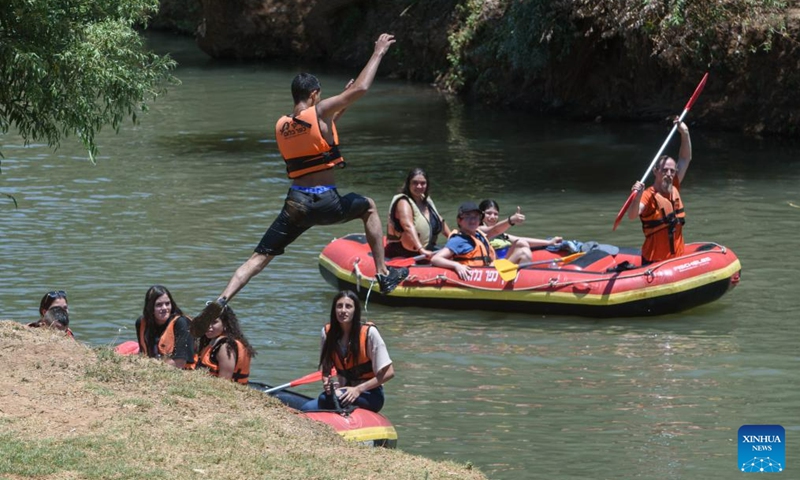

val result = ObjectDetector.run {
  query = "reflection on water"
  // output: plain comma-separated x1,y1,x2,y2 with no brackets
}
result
2,32,799,479
384,310,747,477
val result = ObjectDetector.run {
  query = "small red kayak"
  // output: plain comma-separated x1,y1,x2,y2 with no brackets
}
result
114,340,140,355
248,382,397,448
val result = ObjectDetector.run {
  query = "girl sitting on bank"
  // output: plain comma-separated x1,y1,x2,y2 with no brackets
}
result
135,285,196,369
197,305,255,384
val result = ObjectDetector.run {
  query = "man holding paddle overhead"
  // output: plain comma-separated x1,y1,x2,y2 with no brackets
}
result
191,33,408,335
626,120,692,264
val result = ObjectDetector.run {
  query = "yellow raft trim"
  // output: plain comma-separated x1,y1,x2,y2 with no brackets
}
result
337,425,398,442
319,254,740,307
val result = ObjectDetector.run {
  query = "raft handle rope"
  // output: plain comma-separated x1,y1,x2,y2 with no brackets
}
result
645,269,655,283
352,257,363,294
351,257,376,312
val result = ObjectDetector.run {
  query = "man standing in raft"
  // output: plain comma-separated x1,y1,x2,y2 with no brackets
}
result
626,120,692,264
193,33,408,334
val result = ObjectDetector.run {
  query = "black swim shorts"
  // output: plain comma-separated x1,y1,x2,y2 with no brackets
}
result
254,188,370,256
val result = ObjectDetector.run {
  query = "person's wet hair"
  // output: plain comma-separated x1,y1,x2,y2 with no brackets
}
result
39,290,67,316
197,305,256,359
319,290,363,375
401,168,430,200
653,155,674,173
291,73,321,104
479,199,499,214
142,285,182,326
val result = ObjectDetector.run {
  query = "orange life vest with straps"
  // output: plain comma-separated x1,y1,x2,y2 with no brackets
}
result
452,231,496,267
198,336,251,384
324,322,376,383
137,314,197,370
275,107,345,179
640,183,686,262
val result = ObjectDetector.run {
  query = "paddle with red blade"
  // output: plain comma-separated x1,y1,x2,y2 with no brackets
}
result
386,254,427,268
612,72,709,231
264,368,337,394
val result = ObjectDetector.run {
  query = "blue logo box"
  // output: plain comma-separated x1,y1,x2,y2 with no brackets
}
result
738,425,785,473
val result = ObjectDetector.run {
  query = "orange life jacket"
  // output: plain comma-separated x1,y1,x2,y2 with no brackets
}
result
640,183,686,262
198,336,251,384
275,107,345,179
137,314,197,370
452,231,496,267
324,322,376,383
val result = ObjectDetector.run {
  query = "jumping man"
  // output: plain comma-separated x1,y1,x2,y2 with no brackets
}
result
192,34,408,334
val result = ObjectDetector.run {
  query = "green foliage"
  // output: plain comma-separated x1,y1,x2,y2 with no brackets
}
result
442,0,789,94
444,1,575,94
569,0,788,67
0,438,87,476
494,1,574,72
0,0,177,161
444,0,488,91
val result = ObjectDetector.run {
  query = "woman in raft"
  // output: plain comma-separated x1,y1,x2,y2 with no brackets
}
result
385,168,450,258
478,199,562,259
301,290,394,413
135,285,196,369
197,304,255,384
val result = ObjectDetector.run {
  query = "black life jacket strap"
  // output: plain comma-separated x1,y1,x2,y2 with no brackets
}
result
289,115,312,129
285,146,343,174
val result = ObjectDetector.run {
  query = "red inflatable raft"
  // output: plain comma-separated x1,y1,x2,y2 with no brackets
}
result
318,234,741,317
248,382,397,448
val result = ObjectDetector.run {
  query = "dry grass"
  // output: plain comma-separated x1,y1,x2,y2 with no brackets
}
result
0,321,486,480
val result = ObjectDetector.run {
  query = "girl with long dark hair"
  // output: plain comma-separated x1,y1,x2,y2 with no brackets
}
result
135,285,196,369
197,305,256,384
385,167,450,258
301,290,394,412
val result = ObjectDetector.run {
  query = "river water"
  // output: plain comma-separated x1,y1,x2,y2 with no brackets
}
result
1,33,799,479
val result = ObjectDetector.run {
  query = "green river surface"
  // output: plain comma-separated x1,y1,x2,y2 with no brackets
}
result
1,33,799,479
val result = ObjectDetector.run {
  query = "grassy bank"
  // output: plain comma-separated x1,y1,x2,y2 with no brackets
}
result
0,321,486,480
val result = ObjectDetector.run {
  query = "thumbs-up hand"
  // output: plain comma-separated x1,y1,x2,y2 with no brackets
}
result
509,206,525,227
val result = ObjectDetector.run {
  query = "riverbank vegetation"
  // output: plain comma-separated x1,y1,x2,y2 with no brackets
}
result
165,0,799,136
441,0,795,130
0,321,485,480
0,0,177,160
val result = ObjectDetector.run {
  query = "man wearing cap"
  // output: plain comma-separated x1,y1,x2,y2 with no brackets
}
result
192,34,408,334
432,201,532,280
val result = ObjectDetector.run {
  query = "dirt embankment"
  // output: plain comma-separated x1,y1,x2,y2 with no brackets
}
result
0,321,485,480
